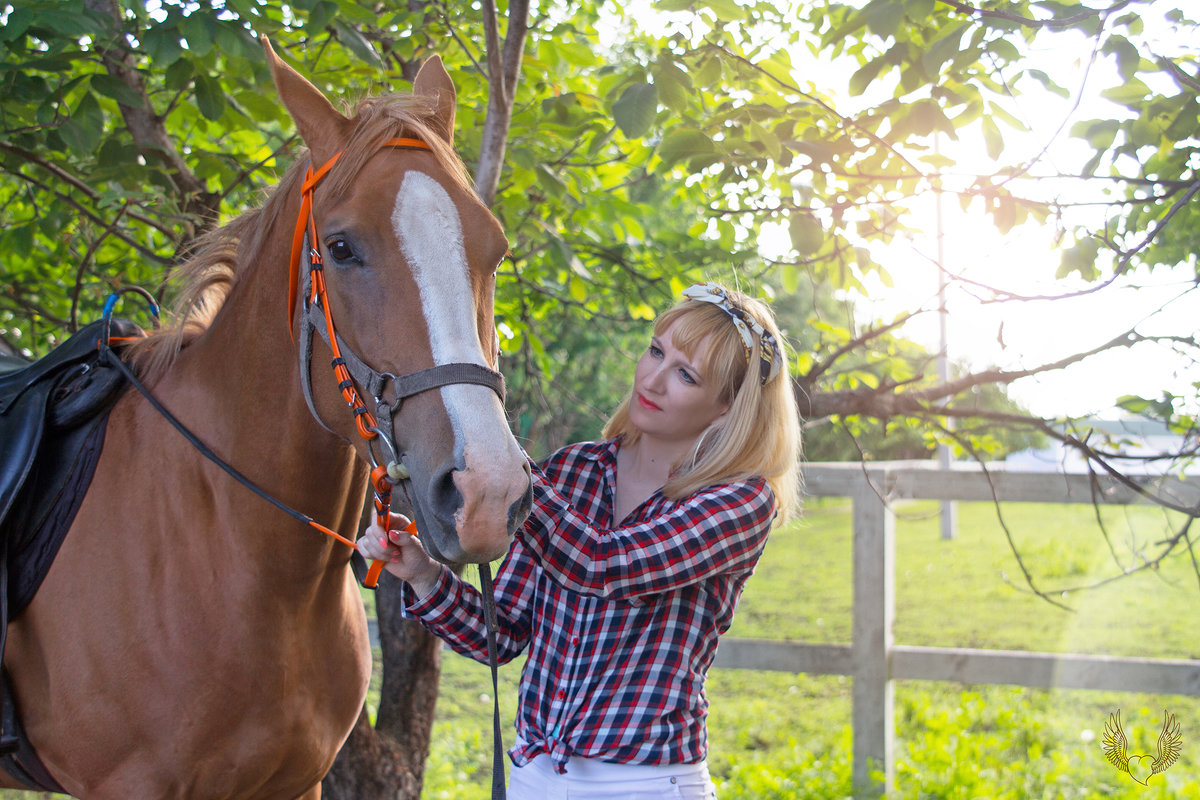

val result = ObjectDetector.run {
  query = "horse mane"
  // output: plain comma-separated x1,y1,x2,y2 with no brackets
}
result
127,90,475,382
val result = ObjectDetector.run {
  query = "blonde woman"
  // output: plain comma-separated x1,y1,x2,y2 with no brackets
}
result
360,283,801,799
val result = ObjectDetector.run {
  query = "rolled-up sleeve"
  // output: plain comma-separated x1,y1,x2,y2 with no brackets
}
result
399,542,538,665
520,465,775,600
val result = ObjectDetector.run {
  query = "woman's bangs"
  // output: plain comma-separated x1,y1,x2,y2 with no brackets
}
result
656,304,744,391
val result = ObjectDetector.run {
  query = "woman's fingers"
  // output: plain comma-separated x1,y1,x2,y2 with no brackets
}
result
357,531,399,562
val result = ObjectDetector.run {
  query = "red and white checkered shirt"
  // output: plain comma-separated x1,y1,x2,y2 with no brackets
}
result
402,438,775,773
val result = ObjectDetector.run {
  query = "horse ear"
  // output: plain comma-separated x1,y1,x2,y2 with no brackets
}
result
261,36,351,166
412,54,456,144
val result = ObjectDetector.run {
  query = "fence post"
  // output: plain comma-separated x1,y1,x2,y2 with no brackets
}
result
852,470,894,796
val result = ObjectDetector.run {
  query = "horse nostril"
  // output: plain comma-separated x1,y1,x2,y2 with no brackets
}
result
431,467,462,521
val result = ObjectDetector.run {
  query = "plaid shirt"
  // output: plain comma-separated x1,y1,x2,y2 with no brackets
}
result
403,438,775,773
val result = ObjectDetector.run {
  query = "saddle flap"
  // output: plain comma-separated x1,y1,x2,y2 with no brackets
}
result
0,400,43,525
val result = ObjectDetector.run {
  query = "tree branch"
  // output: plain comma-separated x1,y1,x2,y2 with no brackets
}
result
86,0,219,241
935,0,1136,30
474,0,530,208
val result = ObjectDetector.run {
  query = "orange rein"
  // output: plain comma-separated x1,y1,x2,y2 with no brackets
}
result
291,137,432,586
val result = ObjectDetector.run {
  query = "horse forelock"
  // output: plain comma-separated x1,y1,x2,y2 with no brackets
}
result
126,92,475,382
322,93,475,201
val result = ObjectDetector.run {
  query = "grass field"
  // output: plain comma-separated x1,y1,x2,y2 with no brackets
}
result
2,498,1196,798
418,498,1200,799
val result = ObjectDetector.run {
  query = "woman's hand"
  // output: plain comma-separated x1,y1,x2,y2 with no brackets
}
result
356,512,442,598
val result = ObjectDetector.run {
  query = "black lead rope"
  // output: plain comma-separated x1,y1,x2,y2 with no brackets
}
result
478,563,507,800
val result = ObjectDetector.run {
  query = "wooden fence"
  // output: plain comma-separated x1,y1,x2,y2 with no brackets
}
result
711,461,1200,797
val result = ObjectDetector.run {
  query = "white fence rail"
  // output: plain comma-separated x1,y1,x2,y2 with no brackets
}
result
711,461,1200,797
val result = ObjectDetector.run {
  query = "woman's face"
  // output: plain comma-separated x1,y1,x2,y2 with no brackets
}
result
629,320,731,445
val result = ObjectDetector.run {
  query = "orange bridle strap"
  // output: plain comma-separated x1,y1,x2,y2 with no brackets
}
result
288,136,432,586
288,137,432,333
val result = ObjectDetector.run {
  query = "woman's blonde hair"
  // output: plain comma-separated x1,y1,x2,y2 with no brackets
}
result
603,286,803,521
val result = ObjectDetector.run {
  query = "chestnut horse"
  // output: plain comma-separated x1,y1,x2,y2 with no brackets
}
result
0,40,531,799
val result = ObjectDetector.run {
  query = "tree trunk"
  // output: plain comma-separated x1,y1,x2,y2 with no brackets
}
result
326,4,532,794
323,574,444,800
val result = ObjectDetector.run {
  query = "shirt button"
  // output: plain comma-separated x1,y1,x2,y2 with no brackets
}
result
556,689,565,700
571,637,580,647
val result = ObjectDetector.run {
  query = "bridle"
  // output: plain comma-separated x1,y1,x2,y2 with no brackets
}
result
290,137,506,586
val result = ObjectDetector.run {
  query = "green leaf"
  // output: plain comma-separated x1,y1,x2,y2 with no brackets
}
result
788,212,823,256
993,195,1016,234
612,83,658,139
180,12,216,57
652,59,692,113
165,58,195,92
749,121,782,162
332,18,381,66
694,53,723,87
535,164,568,198
90,74,144,107
921,23,969,77
656,128,715,169
986,101,1029,132
0,8,33,43
702,0,745,22
1070,118,1118,149
1056,238,1101,280
307,1,337,34
760,49,796,86
141,25,184,65
981,115,1003,160
1103,34,1141,80
193,73,226,121
863,0,905,38
1101,77,1151,107
60,94,102,156
849,58,887,97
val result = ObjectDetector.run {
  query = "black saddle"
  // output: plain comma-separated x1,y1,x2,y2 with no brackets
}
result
0,318,143,793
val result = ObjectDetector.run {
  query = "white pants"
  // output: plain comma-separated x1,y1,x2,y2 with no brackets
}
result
508,753,717,800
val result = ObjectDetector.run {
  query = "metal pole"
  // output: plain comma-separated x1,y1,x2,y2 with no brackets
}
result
934,142,957,540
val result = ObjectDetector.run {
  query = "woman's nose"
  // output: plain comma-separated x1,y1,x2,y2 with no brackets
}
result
643,362,667,391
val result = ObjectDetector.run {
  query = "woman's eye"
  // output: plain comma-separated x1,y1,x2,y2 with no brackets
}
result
327,238,357,263
679,369,696,385
648,344,663,358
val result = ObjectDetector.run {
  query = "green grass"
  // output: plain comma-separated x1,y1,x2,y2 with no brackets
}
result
418,498,1200,799
4,499,1196,798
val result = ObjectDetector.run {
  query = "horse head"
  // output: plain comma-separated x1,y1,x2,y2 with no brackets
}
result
264,40,531,565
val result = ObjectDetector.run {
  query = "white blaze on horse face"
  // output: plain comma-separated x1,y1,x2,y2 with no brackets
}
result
391,170,522,547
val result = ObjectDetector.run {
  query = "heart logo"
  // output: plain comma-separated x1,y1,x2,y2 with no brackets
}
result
1126,754,1154,786
1102,710,1183,785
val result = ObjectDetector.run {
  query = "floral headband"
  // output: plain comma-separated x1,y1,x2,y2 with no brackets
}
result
681,282,783,385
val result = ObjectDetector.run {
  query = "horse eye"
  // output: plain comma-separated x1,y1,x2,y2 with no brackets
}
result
326,238,358,264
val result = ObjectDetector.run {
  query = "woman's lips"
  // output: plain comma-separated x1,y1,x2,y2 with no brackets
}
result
636,392,662,411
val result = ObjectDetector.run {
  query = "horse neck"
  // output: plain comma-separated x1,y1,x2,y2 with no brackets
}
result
159,213,367,557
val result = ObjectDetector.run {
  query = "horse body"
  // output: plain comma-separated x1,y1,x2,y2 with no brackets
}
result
0,41,530,799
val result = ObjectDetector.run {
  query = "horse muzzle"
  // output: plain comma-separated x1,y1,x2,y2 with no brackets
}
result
404,449,532,565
